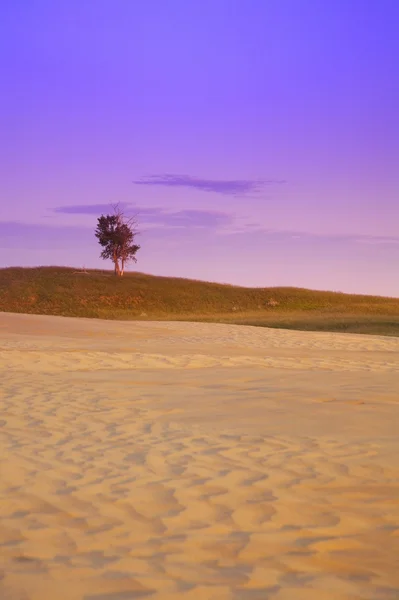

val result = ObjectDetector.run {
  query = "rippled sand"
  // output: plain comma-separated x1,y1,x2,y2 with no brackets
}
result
0,312,398,600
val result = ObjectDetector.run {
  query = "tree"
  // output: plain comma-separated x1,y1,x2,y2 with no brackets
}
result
95,204,140,276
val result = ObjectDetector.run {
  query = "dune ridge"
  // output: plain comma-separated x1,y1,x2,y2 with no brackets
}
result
0,312,398,599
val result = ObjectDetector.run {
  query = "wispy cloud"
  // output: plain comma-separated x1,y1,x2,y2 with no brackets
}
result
352,236,399,245
53,204,233,229
54,203,130,215
218,226,399,245
7,216,399,254
0,221,90,249
140,208,232,228
133,174,285,195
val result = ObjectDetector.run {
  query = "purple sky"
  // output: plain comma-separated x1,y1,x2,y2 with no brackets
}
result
1,1,398,296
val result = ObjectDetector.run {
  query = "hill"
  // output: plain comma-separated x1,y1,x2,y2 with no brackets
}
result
0,266,398,336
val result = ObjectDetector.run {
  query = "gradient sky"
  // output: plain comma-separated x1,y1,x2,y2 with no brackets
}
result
1,0,398,296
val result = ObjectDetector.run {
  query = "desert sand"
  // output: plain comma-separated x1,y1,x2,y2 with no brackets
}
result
0,312,398,600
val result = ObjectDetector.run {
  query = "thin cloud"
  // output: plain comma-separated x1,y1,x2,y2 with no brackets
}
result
353,236,399,245
53,204,232,229
133,174,285,195
0,221,89,249
218,226,399,245
54,206,399,246
141,208,232,228
1,220,399,252
54,203,130,215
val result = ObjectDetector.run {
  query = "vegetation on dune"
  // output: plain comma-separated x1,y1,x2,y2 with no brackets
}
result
95,203,140,276
0,266,398,336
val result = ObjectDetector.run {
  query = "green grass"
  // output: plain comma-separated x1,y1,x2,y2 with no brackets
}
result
1,266,398,336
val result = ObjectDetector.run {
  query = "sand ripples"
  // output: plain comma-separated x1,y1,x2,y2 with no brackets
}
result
0,314,398,599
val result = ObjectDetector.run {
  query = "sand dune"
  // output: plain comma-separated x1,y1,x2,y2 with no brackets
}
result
0,312,398,600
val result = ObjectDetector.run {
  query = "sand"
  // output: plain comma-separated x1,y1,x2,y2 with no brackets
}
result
0,312,398,600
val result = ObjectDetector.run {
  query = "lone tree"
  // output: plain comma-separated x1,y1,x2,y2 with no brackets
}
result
95,204,140,276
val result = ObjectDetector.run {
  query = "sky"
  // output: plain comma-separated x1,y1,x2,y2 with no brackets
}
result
1,0,398,296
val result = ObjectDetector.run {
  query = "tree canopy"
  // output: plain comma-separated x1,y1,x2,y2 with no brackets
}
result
95,205,140,276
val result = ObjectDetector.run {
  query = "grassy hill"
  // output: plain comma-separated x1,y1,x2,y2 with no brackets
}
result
1,266,398,336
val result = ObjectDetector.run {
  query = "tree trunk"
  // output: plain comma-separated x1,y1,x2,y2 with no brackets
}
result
113,254,121,276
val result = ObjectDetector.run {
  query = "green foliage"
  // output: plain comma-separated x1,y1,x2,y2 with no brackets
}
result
0,267,398,336
95,212,140,275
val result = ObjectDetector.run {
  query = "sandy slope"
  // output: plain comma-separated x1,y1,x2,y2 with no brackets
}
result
0,312,398,600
